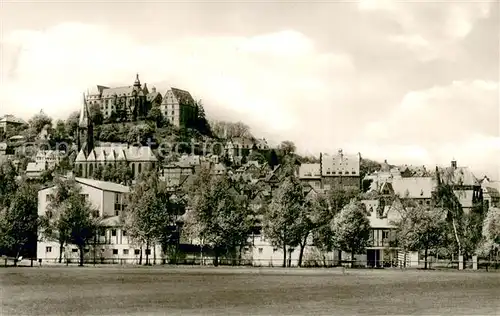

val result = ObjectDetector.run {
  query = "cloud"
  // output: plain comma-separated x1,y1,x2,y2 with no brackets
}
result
0,23,354,136
356,80,500,173
358,1,493,61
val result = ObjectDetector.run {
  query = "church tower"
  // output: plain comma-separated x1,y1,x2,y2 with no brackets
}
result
77,92,94,156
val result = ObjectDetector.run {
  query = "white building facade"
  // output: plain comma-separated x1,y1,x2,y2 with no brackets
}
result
37,177,162,264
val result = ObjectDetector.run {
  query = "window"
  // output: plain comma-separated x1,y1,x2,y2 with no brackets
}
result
273,248,278,253
93,210,99,218
327,171,331,175
72,248,78,253
46,246,52,253
122,230,127,237
258,248,263,254
46,194,53,202
112,249,118,255
426,200,430,205
123,249,129,255
134,249,140,255
84,248,90,253
145,249,151,255
115,210,119,216
111,229,116,237
382,231,389,239
171,111,174,115
46,210,53,218
352,171,356,175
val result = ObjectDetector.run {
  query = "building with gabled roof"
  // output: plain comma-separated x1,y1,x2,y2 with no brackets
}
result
297,149,361,191
0,114,26,133
437,159,482,212
160,87,197,128
480,176,500,208
74,142,157,180
37,177,164,264
85,74,150,121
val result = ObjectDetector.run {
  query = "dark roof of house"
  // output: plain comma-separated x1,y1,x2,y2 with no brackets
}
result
171,88,195,105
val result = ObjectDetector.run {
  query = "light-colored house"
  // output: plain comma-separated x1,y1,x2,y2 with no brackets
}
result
480,176,500,208
25,150,65,178
360,199,418,268
297,149,361,190
37,177,162,264
0,114,26,133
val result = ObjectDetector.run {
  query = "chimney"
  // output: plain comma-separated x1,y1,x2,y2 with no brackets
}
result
152,86,156,93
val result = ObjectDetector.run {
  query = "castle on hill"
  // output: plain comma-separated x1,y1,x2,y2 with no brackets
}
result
85,74,197,128
75,91,157,180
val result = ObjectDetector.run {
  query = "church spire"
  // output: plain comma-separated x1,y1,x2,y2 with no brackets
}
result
134,73,141,88
79,92,89,128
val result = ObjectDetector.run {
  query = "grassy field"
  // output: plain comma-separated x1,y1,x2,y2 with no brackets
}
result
1,266,499,315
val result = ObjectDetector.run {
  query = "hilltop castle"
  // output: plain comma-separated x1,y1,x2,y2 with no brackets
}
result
75,93,157,180
85,74,197,128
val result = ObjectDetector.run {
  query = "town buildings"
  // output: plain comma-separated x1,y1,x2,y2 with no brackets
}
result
25,150,65,179
298,149,361,191
0,114,26,134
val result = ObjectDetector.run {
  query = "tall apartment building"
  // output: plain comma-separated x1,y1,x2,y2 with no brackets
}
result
160,88,197,128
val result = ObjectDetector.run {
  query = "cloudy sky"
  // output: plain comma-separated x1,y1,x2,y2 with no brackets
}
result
1,0,499,177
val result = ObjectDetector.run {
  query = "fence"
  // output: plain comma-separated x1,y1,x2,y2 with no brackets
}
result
22,257,500,270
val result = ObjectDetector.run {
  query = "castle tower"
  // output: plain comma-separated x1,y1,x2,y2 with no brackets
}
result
133,73,141,89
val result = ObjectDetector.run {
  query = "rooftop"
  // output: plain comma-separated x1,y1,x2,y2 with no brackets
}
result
75,177,130,193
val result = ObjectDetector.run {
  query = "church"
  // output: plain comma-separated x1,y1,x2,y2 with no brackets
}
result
74,93,157,180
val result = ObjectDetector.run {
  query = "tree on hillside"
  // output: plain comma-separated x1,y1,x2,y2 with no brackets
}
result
247,150,267,165
28,110,52,135
263,176,306,267
267,150,279,170
65,111,80,138
0,181,38,265
127,124,155,144
279,140,296,156
331,201,371,267
51,119,70,144
210,120,252,139
193,100,212,136
146,105,165,128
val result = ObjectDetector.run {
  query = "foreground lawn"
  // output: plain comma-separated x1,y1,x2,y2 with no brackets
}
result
0,267,499,315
